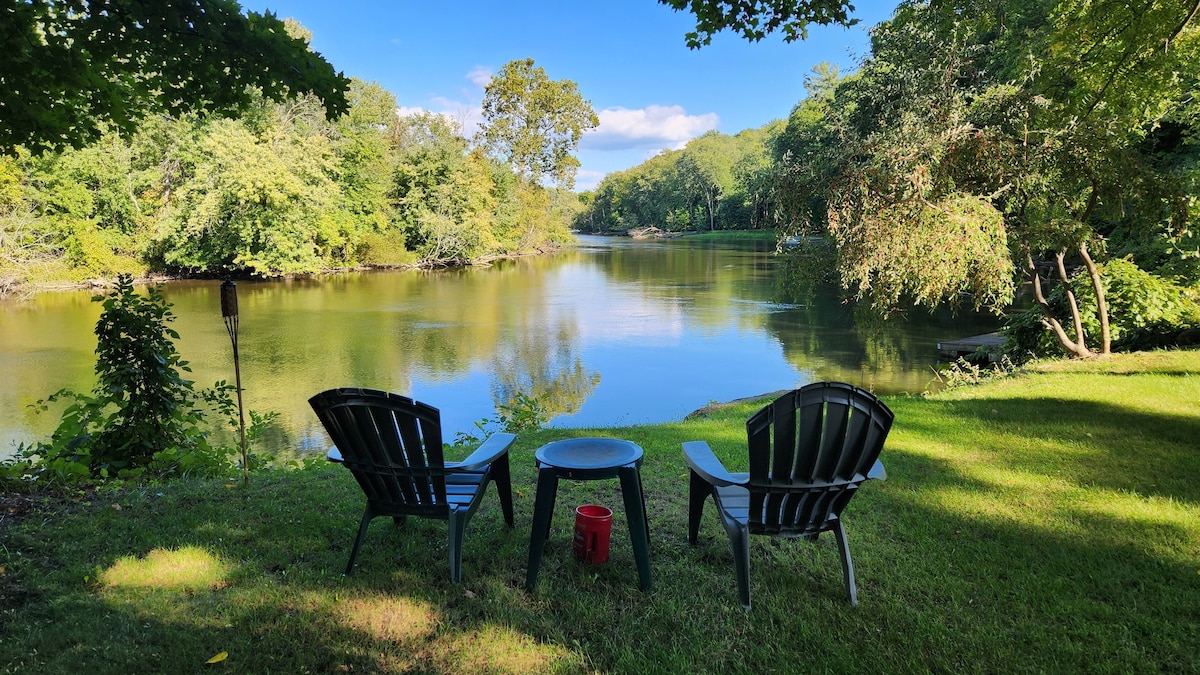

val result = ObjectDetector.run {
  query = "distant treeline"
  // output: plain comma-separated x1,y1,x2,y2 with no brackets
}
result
1,79,580,291
576,126,779,234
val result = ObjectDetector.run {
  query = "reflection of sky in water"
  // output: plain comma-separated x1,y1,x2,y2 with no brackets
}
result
549,262,685,343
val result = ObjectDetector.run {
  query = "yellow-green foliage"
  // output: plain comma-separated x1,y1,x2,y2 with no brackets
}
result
4,82,580,288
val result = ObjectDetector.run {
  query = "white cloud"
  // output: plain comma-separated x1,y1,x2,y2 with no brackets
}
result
583,105,719,151
395,65,491,137
467,66,492,89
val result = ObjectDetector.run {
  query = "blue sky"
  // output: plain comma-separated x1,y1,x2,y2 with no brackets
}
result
242,1,899,189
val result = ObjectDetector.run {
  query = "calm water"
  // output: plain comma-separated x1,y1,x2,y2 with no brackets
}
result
0,235,999,457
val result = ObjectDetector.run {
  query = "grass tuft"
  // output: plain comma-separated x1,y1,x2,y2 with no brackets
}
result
100,546,229,591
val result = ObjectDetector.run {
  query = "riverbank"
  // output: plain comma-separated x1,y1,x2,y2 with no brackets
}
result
3,350,1196,673
0,242,574,300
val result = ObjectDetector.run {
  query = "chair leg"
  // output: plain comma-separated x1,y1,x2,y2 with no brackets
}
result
448,510,468,583
687,469,710,544
833,519,858,606
724,519,752,611
490,453,515,527
345,506,375,576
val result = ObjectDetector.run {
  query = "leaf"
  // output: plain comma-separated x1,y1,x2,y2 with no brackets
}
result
206,651,228,664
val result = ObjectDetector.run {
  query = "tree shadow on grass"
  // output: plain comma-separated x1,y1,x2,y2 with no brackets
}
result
895,396,1200,504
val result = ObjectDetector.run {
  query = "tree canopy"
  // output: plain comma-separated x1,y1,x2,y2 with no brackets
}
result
0,77,581,289
477,59,598,190
1,0,350,153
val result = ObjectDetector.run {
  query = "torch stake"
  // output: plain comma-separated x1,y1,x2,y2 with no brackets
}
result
221,280,249,485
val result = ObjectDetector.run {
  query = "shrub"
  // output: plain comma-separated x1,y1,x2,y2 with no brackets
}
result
5,276,269,483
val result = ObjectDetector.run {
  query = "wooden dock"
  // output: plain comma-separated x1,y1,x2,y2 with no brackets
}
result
936,332,1006,362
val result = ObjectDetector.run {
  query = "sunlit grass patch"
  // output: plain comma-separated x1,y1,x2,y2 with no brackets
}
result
334,592,438,643
100,545,229,591
432,624,583,674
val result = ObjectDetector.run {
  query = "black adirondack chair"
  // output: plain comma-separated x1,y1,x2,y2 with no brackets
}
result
309,388,515,582
682,382,893,609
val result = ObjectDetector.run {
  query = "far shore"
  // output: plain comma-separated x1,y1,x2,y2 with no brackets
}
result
2,230,780,299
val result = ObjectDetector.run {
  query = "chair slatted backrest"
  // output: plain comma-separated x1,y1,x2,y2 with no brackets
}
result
310,388,451,519
745,382,893,536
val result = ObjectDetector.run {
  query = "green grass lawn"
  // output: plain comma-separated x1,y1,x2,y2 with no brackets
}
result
2,353,1198,673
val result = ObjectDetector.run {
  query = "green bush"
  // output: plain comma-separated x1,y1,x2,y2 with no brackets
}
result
5,276,269,484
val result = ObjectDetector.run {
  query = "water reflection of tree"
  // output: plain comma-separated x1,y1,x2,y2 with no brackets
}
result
490,323,599,421
765,281,1001,394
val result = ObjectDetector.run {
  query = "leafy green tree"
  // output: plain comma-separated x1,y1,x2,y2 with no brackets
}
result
771,63,842,233
478,59,599,189
393,113,497,262
1,0,349,154
578,125,776,233
730,125,779,229
159,95,349,275
678,132,738,230
16,131,153,279
334,79,401,256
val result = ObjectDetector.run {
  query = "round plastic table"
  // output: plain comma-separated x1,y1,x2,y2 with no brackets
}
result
525,437,652,590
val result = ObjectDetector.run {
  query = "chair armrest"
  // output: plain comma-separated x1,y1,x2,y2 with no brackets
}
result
451,432,516,472
326,446,343,463
682,441,743,488
868,458,886,481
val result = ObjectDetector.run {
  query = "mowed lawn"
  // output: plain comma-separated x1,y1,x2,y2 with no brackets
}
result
2,352,1197,673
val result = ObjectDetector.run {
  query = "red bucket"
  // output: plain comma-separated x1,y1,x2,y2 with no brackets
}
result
572,504,613,564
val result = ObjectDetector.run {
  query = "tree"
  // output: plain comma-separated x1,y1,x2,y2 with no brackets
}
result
678,136,732,230
158,94,348,275
393,113,498,263
1,0,350,154
334,79,400,241
659,0,857,47
477,59,598,189
765,0,1200,356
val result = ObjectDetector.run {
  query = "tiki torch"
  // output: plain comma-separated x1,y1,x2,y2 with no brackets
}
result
221,278,249,485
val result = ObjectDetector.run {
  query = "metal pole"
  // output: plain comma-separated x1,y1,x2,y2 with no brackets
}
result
221,279,248,485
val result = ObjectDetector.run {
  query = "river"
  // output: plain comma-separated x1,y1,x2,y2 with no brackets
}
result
0,235,1000,458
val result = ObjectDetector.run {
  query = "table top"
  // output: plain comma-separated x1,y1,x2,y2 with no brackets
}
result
535,437,643,471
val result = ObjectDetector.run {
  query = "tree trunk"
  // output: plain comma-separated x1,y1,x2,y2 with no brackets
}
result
1054,252,1090,355
1078,243,1111,354
1026,251,1094,358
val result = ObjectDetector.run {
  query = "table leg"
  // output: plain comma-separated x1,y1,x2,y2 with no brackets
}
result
525,467,559,590
619,465,652,590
